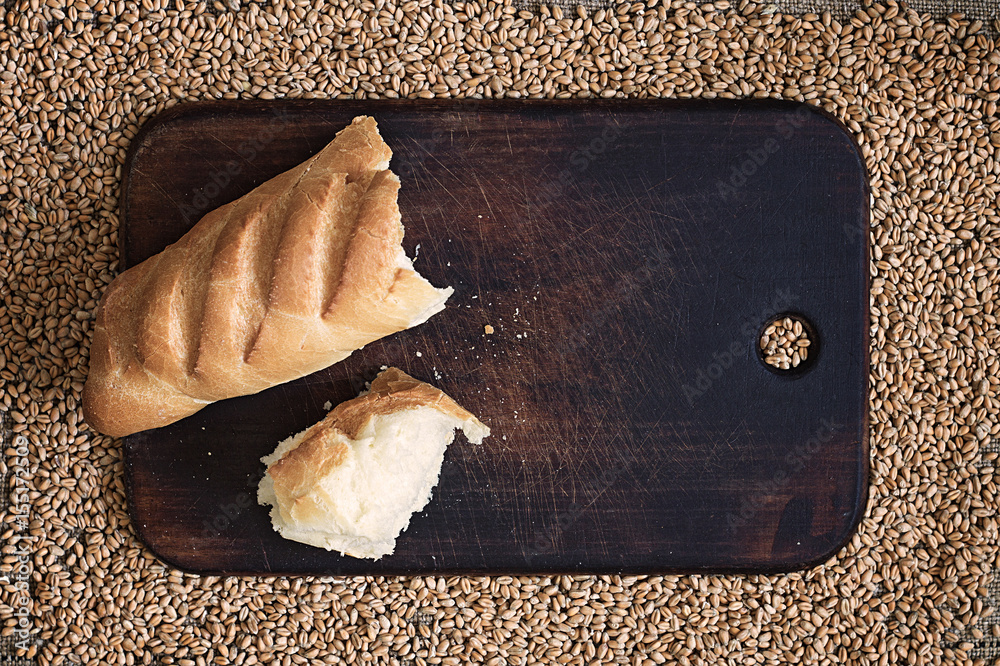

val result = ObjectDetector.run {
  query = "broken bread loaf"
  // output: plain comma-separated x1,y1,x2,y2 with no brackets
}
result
83,116,453,437
258,367,489,559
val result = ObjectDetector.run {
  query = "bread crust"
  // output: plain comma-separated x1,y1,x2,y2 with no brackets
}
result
269,367,489,489
83,117,452,437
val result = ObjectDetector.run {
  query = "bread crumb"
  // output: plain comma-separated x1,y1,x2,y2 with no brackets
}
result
323,401,332,411
484,325,494,334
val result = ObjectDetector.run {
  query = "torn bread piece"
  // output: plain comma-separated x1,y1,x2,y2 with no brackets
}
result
258,367,489,559
83,116,453,437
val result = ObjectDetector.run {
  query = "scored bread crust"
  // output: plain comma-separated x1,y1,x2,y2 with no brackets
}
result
260,367,490,557
83,117,453,437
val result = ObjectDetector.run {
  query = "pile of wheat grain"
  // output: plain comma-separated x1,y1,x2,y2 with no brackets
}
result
1,0,998,664
760,316,812,370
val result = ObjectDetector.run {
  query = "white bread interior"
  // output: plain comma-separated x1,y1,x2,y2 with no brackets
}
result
83,116,452,437
258,367,489,559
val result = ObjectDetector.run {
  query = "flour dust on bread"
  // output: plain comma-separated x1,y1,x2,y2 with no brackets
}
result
83,117,453,437
258,368,489,560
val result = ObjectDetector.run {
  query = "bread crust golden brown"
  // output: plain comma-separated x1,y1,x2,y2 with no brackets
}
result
83,117,452,437
268,367,490,489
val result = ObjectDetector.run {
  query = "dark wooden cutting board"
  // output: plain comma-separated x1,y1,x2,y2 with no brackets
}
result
120,99,869,575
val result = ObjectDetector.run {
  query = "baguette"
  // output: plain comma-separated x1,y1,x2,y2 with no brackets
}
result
258,367,490,559
83,117,452,437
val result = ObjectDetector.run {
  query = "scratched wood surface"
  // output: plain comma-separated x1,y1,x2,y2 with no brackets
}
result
120,100,869,575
